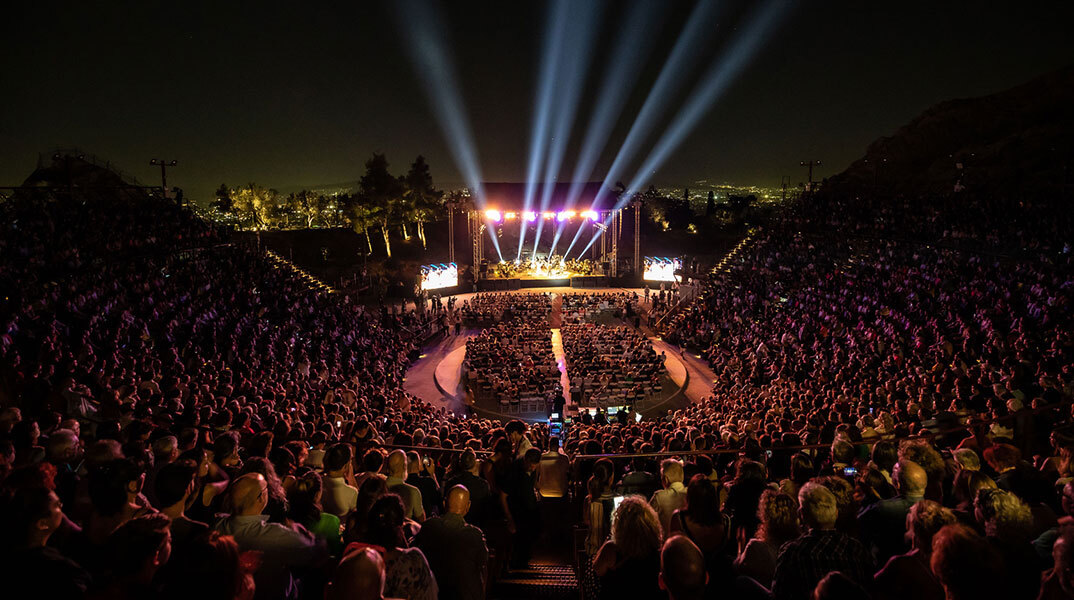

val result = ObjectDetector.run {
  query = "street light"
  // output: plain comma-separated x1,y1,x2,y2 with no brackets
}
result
149,159,178,200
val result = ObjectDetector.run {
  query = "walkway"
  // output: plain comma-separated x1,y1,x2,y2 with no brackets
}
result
649,338,717,403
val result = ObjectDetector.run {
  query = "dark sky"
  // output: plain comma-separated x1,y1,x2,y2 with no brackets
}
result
2,1,1073,201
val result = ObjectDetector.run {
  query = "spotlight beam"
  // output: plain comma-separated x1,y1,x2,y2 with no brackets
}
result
532,0,605,261
564,0,722,260
519,0,571,261
579,0,790,258
391,0,501,260
562,0,666,209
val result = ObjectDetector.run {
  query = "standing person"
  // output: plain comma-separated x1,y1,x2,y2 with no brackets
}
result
506,420,533,460
443,450,490,527
413,485,490,600
651,459,687,533
506,448,542,569
536,438,569,500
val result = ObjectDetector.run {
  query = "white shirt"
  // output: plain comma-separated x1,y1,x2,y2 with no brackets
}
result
322,476,358,518
650,481,687,533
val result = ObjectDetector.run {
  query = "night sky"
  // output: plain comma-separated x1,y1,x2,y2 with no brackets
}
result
2,1,1073,202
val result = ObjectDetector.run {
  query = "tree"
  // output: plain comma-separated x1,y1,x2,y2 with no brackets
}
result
402,155,442,249
345,192,380,254
212,183,233,214
230,184,278,230
290,189,328,228
706,190,716,216
358,153,404,257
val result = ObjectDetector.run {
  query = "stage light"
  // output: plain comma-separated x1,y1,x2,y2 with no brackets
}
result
556,210,576,221
523,211,537,222
543,212,555,219
484,209,502,222
504,212,517,220
581,210,598,221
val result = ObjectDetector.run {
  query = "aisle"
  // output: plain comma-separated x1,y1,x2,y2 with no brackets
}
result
550,328,571,403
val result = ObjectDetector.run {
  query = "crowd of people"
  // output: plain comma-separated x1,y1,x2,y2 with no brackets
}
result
458,292,551,325
463,321,560,411
1,180,1073,600
562,323,666,409
561,291,642,324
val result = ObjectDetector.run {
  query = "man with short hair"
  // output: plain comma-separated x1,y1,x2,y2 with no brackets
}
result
414,485,489,600
327,546,401,600
444,450,490,526
215,473,326,600
406,451,442,518
650,459,687,533
858,460,927,564
660,535,708,600
536,438,569,499
386,449,425,521
322,443,359,518
155,459,209,550
772,482,874,600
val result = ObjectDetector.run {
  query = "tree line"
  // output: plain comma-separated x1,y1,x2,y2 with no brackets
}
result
211,153,464,257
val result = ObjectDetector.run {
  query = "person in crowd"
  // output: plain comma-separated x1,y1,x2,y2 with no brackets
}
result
96,513,173,600
736,489,801,588
321,443,358,518
359,494,438,600
536,437,569,499
506,447,542,569
406,451,441,519
413,485,489,600
929,523,1006,600
443,449,490,526
659,535,708,600
385,450,425,521
669,474,733,583
154,459,209,552
593,496,664,600
159,532,257,600
326,546,398,600
214,473,325,600
286,470,342,555
0,485,91,597
857,459,928,564
873,500,956,600
771,482,874,600
974,487,1042,599
651,458,687,533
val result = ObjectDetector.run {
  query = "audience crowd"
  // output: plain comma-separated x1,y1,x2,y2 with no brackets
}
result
1,185,1073,600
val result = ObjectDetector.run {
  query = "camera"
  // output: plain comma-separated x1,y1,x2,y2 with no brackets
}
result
843,466,858,477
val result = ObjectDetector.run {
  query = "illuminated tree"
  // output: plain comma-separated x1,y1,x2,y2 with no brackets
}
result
402,155,442,249
358,153,403,257
345,193,379,255
230,183,278,230
289,189,330,228
212,183,233,214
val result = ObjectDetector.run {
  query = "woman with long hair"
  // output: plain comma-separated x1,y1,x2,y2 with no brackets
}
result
286,470,342,554
357,494,438,600
593,496,664,600
734,489,801,587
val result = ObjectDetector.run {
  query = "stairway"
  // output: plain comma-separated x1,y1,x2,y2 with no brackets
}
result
264,249,337,294
491,562,580,600
712,229,756,274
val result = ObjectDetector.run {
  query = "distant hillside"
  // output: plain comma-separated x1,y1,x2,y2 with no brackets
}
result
828,66,1074,197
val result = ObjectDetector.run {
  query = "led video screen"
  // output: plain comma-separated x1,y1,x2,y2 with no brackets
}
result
643,257,681,282
420,263,458,290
